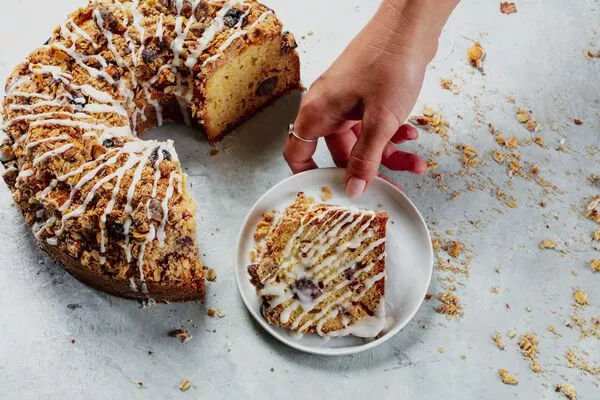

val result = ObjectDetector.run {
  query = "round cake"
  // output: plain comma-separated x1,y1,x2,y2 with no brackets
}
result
0,0,300,302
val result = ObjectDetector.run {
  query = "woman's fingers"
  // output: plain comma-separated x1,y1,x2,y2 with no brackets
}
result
345,109,400,198
383,147,428,173
390,124,418,144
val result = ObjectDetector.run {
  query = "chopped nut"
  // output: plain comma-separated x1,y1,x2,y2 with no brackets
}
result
436,292,463,317
516,108,531,123
206,268,217,282
207,308,216,317
507,330,517,339
500,2,517,14
518,333,541,372
493,151,505,164
467,42,485,71
506,136,518,149
498,369,518,385
573,288,588,306
179,379,191,392
320,186,333,201
534,137,544,147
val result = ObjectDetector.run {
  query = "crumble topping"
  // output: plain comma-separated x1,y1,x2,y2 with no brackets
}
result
498,369,518,385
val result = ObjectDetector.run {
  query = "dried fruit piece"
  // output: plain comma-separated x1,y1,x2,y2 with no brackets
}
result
467,42,485,71
292,278,323,301
256,76,278,96
573,118,583,126
500,2,517,14
223,8,246,28
106,220,126,240
498,369,518,385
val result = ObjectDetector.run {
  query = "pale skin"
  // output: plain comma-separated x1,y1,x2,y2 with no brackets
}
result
284,0,460,198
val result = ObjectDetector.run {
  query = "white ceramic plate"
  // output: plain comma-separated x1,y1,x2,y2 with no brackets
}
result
235,168,433,356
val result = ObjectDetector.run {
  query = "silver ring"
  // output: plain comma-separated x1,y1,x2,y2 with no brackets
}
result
288,123,318,143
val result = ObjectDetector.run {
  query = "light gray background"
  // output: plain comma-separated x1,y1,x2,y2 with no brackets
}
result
0,0,598,399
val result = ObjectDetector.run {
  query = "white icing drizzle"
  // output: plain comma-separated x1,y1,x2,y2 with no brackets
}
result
93,8,125,67
170,0,202,67
156,172,178,246
32,143,74,166
155,13,164,41
9,91,53,100
259,206,387,337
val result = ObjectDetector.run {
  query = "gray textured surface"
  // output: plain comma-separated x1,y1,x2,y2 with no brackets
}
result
1,0,599,399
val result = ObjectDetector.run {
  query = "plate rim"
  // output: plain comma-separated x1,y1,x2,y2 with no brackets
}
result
234,167,433,356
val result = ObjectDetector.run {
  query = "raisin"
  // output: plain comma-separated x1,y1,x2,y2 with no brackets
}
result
162,149,172,161
149,147,160,164
292,278,323,302
147,199,163,222
280,31,298,55
106,220,126,240
343,268,355,280
68,90,88,107
247,264,260,287
256,76,278,97
179,236,194,247
223,8,245,28
102,138,115,148
142,48,158,64
95,7,126,34
43,37,52,46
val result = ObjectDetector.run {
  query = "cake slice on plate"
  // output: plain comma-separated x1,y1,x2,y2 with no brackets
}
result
249,193,388,337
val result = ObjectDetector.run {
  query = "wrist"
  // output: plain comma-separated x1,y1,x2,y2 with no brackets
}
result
374,0,459,61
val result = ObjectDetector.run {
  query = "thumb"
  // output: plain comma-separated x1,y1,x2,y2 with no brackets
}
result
345,109,399,199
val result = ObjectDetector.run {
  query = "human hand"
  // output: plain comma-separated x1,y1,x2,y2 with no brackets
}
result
284,0,459,198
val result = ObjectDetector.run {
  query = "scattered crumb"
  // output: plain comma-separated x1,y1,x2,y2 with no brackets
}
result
459,354,466,360
516,108,540,131
136,381,144,388
518,333,542,372
409,106,450,138
445,240,465,258
207,308,216,317
591,259,600,272
456,143,479,168
425,293,434,301
436,292,463,317
320,186,333,201
249,249,257,263
573,118,583,126
556,384,577,400
440,78,461,94
547,325,562,337
499,369,518,385
538,240,557,250
493,151,505,164
426,160,439,170
70,339,76,344
490,286,500,294
584,49,600,59
500,2,517,14
507,330,517,339
534,137,544,147
270,367,275,372
217,309,225,318
206,268,217,282
492,332,505,350
585,195,600,223
209,148,219,156
573,288,588,306
254,210,276,241
168,329,192,344
467,42,485,71
438,347,446,353
179,379,191,392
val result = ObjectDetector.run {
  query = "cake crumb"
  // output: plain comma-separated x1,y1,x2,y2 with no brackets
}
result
217,309,225,318
206,268,217,282
436,292,463,317
207,308,216,317
254,211,276,240
500,2,517,14
438,347,446,353
179,379,191,392
573,288,588,306
584,49,600,59
440,78,461,94
538,240,557,250
591,259,600,272
507,330,517,339
492,332,505,350
456,143,478,168
409,106,450,138
490,286,500,294
209,148,219,156
585,195,600,223
498,369,518,385
467,42,485,71
556,384,576,400
459,354,466,360
320,186,333,201
518,333,541,372
168,329,192,344
547,325,562,336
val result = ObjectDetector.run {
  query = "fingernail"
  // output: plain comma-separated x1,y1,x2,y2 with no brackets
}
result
346,177,366,199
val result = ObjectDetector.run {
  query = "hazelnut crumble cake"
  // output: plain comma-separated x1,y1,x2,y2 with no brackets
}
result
248,194,389,338
0,0,300,301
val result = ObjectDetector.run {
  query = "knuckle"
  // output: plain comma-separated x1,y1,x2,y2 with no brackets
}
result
348,152,379,176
